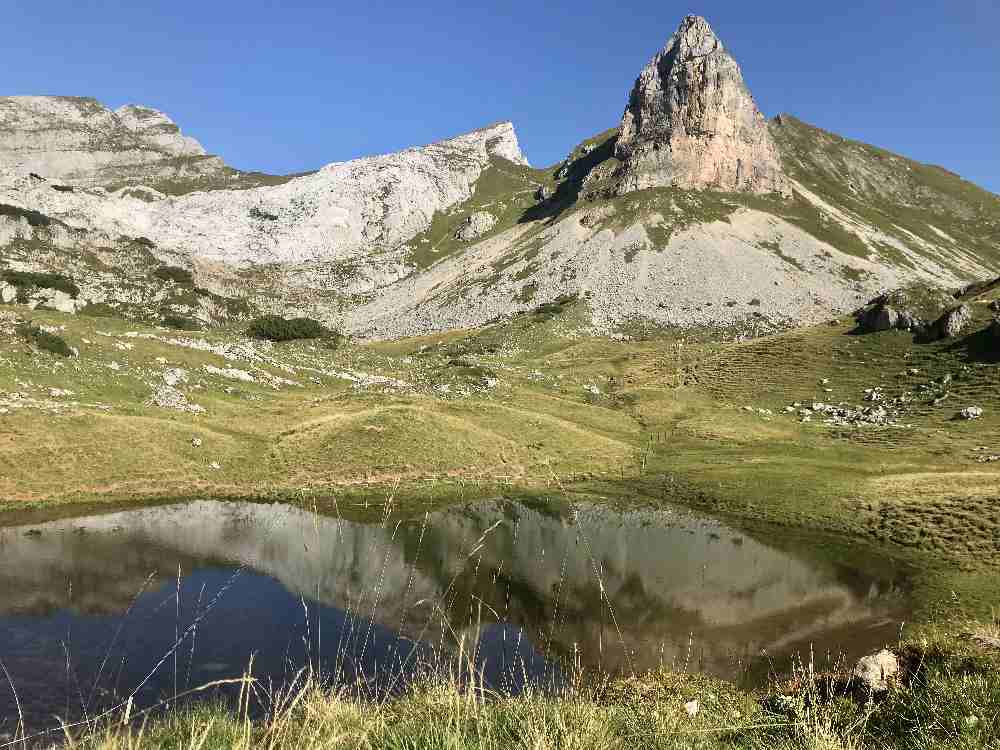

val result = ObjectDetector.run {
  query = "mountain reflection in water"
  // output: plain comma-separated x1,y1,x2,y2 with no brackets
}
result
0,499,908,732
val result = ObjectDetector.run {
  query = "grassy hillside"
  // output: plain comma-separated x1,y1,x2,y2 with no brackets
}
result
2,292,998,613
770,114,1000,275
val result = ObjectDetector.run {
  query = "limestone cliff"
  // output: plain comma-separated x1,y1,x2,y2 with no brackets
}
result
0,96,226,187
613,16,787,195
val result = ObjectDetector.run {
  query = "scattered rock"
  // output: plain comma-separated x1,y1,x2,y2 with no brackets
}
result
149,385,205,414
191,437,202,448
853,649,898,692
162,368,189,386
209,461,221,470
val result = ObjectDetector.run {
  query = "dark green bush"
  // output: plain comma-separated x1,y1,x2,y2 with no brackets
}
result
78,302,119,318
249,206,278,221
16,323,73,357
161,313,202,331
154,266,194,285
2,270,80,298
0,204,52,227
246,315,337,342
531,293,578,321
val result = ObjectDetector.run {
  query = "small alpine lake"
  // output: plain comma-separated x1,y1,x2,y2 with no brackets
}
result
0,497,911,736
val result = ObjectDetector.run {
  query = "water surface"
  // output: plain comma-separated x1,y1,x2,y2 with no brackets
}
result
0,498,909,734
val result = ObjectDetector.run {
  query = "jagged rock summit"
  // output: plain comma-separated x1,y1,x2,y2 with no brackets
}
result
0,96,226,186
614,15,787,195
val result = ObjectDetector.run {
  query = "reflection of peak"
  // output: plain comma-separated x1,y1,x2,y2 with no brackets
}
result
0,500,905,677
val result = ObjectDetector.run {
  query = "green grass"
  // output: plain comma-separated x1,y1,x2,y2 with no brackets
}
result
406,157,553,271
34,629,1000,750
0,302,998,617
770,114,1000,274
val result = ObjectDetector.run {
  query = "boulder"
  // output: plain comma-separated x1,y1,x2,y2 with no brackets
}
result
855,284,956,334
989,317,1000,342
853,649,898,692
454,211,497,242
857,303,899,333
959,406,984,420
931,304,973,340
0,283,15,304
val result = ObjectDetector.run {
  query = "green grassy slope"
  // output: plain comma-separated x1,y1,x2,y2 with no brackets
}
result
770,114,1000,274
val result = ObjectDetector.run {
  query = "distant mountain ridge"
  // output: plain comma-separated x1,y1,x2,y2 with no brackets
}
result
0,16,997,339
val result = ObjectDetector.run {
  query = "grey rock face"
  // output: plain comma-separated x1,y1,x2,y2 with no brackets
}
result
455,211,497,242
931,304,973,339
614,16,787,195
855,284,957,334
0,96,225,186
858,303,900,332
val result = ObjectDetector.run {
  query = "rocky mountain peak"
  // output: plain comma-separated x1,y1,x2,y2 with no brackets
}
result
613,15,787,195
0,96,222,186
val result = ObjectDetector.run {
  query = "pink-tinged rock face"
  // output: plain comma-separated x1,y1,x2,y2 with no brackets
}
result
614,15,789,196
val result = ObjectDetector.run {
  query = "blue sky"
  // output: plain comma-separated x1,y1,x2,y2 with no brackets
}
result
7,1,999,192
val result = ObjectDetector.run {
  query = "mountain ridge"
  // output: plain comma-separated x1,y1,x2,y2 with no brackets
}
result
0,16,997,340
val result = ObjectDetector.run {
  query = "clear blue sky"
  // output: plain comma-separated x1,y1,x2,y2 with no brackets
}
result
7,0,999,193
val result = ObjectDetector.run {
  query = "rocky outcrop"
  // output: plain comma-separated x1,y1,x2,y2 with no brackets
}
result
855,284,957,334
0,96,226,187
930,303,974,339
613,16,787,195
0,121,527,270
455,211,497,241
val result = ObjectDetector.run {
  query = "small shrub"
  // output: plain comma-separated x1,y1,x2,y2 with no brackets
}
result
2,270,80,298
249,206,279,221
78,302,119,318
531,293,578,321
154,266,194,285
133,236,155,248
161,313,202,331
16,323,73,357
246,315,337,342
223,296,254,319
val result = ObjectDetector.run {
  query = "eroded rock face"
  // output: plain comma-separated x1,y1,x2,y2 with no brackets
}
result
614,16,787,195
455,211,497,242
0,96,225,186
931,304,973,339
